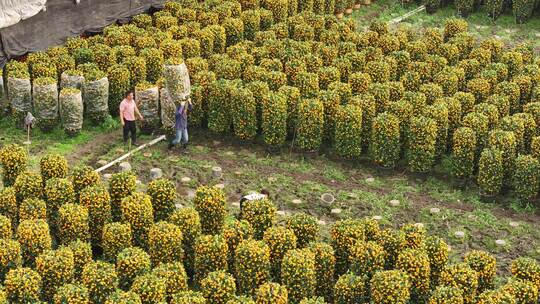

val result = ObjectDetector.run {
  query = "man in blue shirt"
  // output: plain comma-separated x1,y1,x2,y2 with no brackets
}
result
168,99,193,150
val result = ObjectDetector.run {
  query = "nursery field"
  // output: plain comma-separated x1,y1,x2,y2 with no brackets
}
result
1,115,540,301
4,116,540,260
2,0,540,302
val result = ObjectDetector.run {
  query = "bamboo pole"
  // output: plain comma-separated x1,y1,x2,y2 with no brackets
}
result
389,5,426,24
95,135,166,173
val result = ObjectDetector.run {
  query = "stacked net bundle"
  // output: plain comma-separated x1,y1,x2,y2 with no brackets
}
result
7,63,32,126
163,60,192,105
61,70,85,90
33,77,59,132
135,82,160,134
60,88,84,136
83,71,109,124
159,87,176,138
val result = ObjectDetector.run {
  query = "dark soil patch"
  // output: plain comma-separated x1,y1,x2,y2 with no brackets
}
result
64,127,539,273
70,127,540,228
185,129,540,224
65,130,123,166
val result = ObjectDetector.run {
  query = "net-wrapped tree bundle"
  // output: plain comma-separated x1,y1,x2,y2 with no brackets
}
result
33,77,59,132
163,59,192,105
83,69,110,124
61,70,85,90
297,98,324,152
135,82,160,134
60,88,84,136
160,88,176,138
161,59,192,137
7,64,32,127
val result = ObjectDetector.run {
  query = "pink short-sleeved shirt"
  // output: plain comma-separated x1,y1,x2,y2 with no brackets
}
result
119,99,136,121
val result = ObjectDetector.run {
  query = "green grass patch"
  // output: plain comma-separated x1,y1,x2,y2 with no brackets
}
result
353,0,540,49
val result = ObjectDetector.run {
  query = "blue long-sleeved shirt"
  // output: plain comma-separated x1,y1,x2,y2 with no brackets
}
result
174,103,193,130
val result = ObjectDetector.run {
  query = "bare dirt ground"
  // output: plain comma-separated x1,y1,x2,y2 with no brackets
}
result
58,127,539,275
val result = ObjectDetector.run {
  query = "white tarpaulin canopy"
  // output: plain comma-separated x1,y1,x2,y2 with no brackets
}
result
0,0,47,29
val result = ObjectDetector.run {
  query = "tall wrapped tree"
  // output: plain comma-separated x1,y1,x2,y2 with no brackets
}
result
168,208,201,278
241,198,276,239
334,104,363,158
147,178,177,222
406,116,438,172
0,144,28,187
263,92,288,149
263,226,297,280
296,98,324,152
281,249,316,303
370,113,400,168
120,193,154,249
235,239,271,296
451,127,477,180
193,185,227,235
370,270,411,304
194,234,228,284
512,155,540,202
231,86,258,140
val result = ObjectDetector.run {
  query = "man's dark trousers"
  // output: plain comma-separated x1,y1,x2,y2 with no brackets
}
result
123,120,137,144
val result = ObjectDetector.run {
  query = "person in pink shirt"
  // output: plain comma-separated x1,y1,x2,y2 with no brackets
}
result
119,91,144,146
